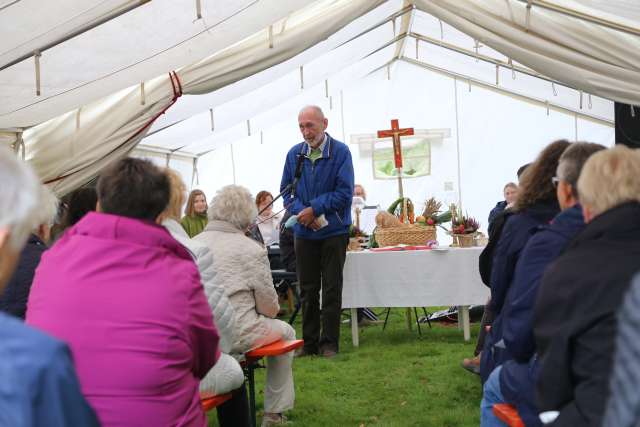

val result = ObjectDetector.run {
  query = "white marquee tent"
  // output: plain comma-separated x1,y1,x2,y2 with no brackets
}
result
2,0,639,230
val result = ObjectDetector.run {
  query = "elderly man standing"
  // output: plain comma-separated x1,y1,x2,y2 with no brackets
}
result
280,105,354,358
0,147,98,426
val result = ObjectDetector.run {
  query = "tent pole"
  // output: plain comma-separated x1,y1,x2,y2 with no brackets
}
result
453,79,462,208
400,57,613,127
0,1,151,71
514,0,640,37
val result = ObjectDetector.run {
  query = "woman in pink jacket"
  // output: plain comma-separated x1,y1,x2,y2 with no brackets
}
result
27,158,220,427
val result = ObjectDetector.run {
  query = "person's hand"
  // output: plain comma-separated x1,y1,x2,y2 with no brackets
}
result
308,219,322,230
297,207,316,227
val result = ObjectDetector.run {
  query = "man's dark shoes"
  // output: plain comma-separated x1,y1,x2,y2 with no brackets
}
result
295,347,318,358
320,348,337,358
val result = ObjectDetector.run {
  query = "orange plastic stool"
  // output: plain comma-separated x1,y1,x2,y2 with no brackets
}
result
244,339,304,427
493,404,525,427
200,391,232,412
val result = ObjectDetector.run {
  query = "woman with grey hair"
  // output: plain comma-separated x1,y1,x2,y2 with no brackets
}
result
0,185,58,319
0,147,98,425
195,184,296,427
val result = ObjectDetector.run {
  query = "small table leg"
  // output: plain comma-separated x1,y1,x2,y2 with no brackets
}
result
457,305,463,330
351,308,359,347
406,307,413,331
461,305,471,341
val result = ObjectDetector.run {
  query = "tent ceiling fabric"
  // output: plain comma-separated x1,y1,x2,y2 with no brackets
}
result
21,0,386,196
0,0,313,128
413,0,640,106
3,0,638,196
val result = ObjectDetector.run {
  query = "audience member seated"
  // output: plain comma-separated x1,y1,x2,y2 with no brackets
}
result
160,169,249,427
480,142,605,426
255,190,282,247
195,185,296,427
0,186,58,319
480,140,570,382
467,166,528,375
50,186,97,242
602,274,640,427
27,158,220,427
0,147,99,426
181,188,209,237
487,182,518,233
534,145,640,426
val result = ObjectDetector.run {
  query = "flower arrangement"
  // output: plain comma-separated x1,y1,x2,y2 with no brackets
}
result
416,197,452,227
450,207,480,247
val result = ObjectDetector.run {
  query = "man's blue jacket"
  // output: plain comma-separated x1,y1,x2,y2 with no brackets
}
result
280,133,354,240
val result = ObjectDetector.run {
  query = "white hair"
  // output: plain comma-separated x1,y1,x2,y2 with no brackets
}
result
299,105,325,119
578,145,640,217
35,186,59,227
0,147,40,250
208,185,257,230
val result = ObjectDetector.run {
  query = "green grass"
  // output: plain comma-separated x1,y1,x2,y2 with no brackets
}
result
209,308,482,426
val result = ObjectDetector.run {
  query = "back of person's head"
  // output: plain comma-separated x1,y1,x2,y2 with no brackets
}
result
184,189,207,217
514,139,571,211
96,157,169,221
517,163,530,180
556,142,607,198
159,168,187,222
255,190,273,208
34,186,59,243
578,145,640,219
0,147,40,253
208,185,257,231
60,187,97,230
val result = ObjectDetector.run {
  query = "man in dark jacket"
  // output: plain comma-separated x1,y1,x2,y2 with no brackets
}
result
280,105,354,358
487,182,518,235
480,143,605,427
534,145,640,426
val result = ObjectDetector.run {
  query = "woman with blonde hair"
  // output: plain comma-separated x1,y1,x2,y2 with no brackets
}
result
181,189,208,237
195,185,296,427
160,169,249,426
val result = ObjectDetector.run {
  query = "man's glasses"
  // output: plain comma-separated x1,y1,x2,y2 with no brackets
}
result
551,177,560,188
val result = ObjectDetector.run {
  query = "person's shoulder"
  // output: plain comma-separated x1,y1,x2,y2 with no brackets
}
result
0,313,68,373
287,142,305,157
328,136,350,153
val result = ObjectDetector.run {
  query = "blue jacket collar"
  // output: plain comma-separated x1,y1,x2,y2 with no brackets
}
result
300,133,333,159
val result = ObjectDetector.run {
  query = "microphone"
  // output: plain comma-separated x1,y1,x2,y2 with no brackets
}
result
256,153,305,218
290,153,305,198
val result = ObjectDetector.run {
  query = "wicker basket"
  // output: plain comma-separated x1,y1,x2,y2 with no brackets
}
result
452,233,476,247
375,225,436,247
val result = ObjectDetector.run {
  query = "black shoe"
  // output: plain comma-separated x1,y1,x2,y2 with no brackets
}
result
295,347,318,358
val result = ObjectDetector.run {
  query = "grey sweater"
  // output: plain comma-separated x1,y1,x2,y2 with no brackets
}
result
602,274,640,427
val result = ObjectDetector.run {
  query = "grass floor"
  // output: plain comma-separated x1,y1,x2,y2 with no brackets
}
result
208,308,482,427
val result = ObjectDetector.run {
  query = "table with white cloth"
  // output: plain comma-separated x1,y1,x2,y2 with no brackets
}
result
342,247,489,346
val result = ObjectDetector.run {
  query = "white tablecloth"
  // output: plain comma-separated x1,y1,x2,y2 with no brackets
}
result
342,247,489,308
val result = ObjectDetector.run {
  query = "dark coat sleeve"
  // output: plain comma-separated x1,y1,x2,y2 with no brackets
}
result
0,240,45,319
488,216,520,315
503,231,563,362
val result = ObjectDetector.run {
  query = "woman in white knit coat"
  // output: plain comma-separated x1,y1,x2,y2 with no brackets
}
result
159,170,244,396
195,185,296,427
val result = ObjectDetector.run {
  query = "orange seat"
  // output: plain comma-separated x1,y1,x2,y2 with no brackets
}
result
200,391,232,412
493,404,525,427
245,339,304,360
244,339,304,427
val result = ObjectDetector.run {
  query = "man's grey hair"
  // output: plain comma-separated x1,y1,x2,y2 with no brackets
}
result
208,185,257,231
0,147,40,250
299,105,325,119
556,142,606,198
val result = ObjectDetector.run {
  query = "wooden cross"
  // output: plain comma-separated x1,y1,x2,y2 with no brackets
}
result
377,119,414,199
